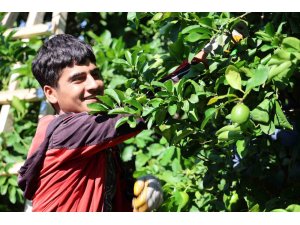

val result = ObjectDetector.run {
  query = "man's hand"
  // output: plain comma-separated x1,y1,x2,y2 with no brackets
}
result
132,175,163,212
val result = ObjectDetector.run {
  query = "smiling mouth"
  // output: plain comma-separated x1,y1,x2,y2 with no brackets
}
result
84,96,99,102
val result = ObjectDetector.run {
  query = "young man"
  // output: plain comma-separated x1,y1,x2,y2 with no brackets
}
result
18,34,163,212
18,28,240,211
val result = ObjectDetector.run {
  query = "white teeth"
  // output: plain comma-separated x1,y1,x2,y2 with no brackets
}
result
85,96,95,100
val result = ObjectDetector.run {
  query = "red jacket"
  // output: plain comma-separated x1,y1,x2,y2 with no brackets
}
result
18,112,145,211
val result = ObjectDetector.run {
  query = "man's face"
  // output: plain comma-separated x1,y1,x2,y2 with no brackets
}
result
46,62,104,114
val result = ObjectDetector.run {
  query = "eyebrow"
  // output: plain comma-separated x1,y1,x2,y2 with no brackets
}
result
68,67,101,82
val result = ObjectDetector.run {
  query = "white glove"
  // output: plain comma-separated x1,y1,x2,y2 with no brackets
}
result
132,175,163,212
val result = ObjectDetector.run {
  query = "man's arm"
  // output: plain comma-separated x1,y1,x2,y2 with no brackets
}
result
157,25,246,85
50,113,146,157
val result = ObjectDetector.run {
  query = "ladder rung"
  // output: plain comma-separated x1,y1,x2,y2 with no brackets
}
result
0,88,44,104
0,161,24,176
4,23,52,39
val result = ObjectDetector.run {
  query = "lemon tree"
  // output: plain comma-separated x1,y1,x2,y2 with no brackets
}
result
89,12,300,212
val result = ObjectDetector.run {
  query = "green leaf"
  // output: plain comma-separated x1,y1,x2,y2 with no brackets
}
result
164,79,174,93
275,22,286,35
148,143,165,156
0,176,7,186
215,124,240,136
127,12,136,22
188,80,204,93
268,49,292,65
189,94,199,104
261,54,272,65
271,209,287,212
274,100,293,130
151,80,166,89
175,78,186,101
169,36,185,60
172,129,193,145
142,106,155,117
1,183,8,195
225,65,242,91
168,103,177,116
124,50,132,65
260,44,273,52
171,158,182,173
236,139,246,158
112,58,130,66
156,91,169,98
188,106,199,122
182,26,210,35
127,116,137,128
265,23,275,36
251,109,270,123
11,96,26,115
159,146,175,166
131,50,139,68
200,108,216,130
286,204,300,212
155,108,167,126
135,153,150,169
282,37,300,52
114,90,126,102
185,32,207,43
246,65,269,91
217,178,226,191
158,170,181,185
137,54,147,73
217,130,243,141
88,102,109,113
8,186,16,204
97,95,114,108
115,116,129,129
108,107,127,114
174,191,189,212
198,17,213,28
260,121,275,135
124,99,142,111
104,89,121,105
255,31,272,42
268,61,292,81
250,99,272,123
207,94,237,105
147,114,155,130
153,12,163,21
148,98,163,108
181,25,201,34
182,100,190,112
207,96,219,105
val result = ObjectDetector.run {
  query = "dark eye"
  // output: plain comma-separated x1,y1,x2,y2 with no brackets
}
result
71,74,86,83
91,69,102,80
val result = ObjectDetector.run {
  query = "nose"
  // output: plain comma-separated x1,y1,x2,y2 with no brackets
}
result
86,74,100,91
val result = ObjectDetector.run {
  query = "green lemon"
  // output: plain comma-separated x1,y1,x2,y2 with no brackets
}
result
231,103,250,124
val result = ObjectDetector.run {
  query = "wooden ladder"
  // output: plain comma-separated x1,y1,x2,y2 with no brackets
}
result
0,12,68,211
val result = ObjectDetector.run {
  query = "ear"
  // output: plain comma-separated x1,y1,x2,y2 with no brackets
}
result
43,85,58,104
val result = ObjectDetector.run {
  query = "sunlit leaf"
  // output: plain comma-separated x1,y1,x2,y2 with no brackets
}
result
225,65,242,91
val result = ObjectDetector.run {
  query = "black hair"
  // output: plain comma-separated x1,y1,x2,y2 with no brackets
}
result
32,34,96,88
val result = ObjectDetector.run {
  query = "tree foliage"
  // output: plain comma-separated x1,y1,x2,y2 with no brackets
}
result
0,12,300,212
